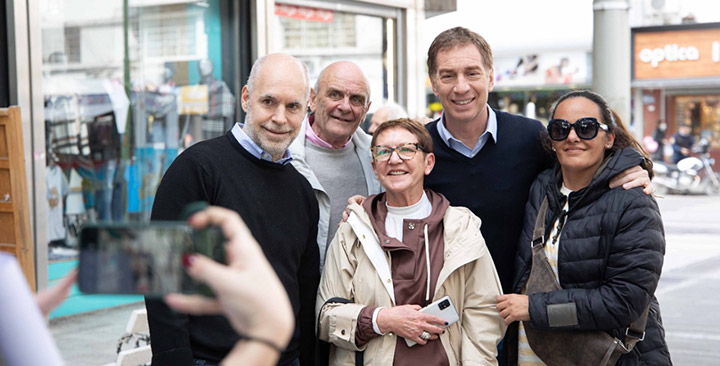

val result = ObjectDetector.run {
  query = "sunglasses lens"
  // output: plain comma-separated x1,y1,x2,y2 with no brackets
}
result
548,120,569,141
576,119,598,140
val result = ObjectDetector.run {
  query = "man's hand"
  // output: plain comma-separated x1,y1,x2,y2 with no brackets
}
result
496,294,530,325
609,165,654,195
376,305,446,345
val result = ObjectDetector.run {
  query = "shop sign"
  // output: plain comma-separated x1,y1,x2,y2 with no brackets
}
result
494,52,590,88
633,27,720,80
275,3,334,23
178,85,209,115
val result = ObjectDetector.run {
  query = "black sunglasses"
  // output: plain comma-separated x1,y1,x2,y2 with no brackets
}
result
547,117,609,141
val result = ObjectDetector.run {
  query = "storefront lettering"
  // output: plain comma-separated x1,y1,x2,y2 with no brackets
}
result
639,44,700,67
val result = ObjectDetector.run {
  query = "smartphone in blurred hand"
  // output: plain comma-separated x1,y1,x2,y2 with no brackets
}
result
78,222,223,296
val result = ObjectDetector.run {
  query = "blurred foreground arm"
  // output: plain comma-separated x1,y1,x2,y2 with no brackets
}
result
164,206,294,366
36,269,77,317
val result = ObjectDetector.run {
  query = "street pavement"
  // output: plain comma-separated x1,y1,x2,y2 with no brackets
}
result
48,194,720,365
654,194,720,365
50,301,146,365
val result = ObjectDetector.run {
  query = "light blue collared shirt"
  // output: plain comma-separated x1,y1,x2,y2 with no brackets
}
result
231,123,294,165
436,106,498,158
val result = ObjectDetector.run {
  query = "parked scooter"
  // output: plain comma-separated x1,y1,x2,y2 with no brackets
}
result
652,137,720,195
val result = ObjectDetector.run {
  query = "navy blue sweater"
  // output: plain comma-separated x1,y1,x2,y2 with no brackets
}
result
424,110,552,293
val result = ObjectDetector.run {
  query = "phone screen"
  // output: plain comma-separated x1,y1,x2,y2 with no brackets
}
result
78,222,223,296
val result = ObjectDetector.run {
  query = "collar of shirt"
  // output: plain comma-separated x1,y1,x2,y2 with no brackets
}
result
436,105,497,158
231,123,293,165
305,114,352,149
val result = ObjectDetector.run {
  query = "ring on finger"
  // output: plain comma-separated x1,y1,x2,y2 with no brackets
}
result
420,331,431,340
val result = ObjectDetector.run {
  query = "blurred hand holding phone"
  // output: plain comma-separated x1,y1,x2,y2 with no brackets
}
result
164,206,295,365
78,222,224,296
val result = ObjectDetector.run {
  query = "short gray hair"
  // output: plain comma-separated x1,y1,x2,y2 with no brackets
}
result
376,101,407,120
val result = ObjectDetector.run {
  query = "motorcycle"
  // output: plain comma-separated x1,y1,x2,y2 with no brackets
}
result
652,137,720,195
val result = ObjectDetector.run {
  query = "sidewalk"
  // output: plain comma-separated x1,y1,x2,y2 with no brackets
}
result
49,301,147,366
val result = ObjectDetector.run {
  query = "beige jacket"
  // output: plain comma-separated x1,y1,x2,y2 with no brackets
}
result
317,202,507,366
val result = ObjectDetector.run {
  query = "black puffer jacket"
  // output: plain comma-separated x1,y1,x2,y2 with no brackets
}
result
511,148,672,365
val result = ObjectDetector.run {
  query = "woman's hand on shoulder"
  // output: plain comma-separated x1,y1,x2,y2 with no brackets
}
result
496,294,530,325
376,305,446,345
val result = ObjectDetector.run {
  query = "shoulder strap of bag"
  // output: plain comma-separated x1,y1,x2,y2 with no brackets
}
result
601,305,650,365
347,211,395,305
531,197,550,248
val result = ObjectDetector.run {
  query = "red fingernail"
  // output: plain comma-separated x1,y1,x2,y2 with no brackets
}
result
182,253,196,268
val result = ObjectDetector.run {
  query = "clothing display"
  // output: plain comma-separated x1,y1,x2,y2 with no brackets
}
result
148,131,320,366
46,164,69,243
64,168,86,216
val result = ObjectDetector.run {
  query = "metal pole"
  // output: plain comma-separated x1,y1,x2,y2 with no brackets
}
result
121,0,131,220
593,0,632,132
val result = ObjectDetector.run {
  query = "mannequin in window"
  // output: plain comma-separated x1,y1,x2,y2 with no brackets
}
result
198,59,235,139
46,154,69,248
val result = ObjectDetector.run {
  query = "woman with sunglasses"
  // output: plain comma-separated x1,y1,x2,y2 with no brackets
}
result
317,118,506,365
497,90,671,365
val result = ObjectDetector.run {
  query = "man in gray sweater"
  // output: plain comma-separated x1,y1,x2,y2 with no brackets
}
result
289,61,383,270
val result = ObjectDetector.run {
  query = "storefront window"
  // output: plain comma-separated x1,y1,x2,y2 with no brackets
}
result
273,2,395,116
40,0,239,254
674,95,720,148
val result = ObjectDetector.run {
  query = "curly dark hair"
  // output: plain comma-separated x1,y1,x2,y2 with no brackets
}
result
544,90,653,178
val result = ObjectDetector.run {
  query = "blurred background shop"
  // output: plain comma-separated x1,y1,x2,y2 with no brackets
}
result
4,0,433,316
632,21,720,164
421,0,720,163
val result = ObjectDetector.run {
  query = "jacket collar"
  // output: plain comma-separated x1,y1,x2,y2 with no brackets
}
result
361,190,449,252
346,194,486,296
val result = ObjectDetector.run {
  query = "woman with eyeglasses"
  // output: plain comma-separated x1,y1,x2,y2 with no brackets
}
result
317,118,506,365
496,90,671,365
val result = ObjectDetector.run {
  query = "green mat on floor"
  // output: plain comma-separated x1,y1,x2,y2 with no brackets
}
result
49,260,143,319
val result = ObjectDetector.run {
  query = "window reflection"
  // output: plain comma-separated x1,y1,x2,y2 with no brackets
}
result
273,2,390,120
41,0,237,255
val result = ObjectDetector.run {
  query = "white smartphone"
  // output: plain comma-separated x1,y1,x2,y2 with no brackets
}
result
404,296,460,347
